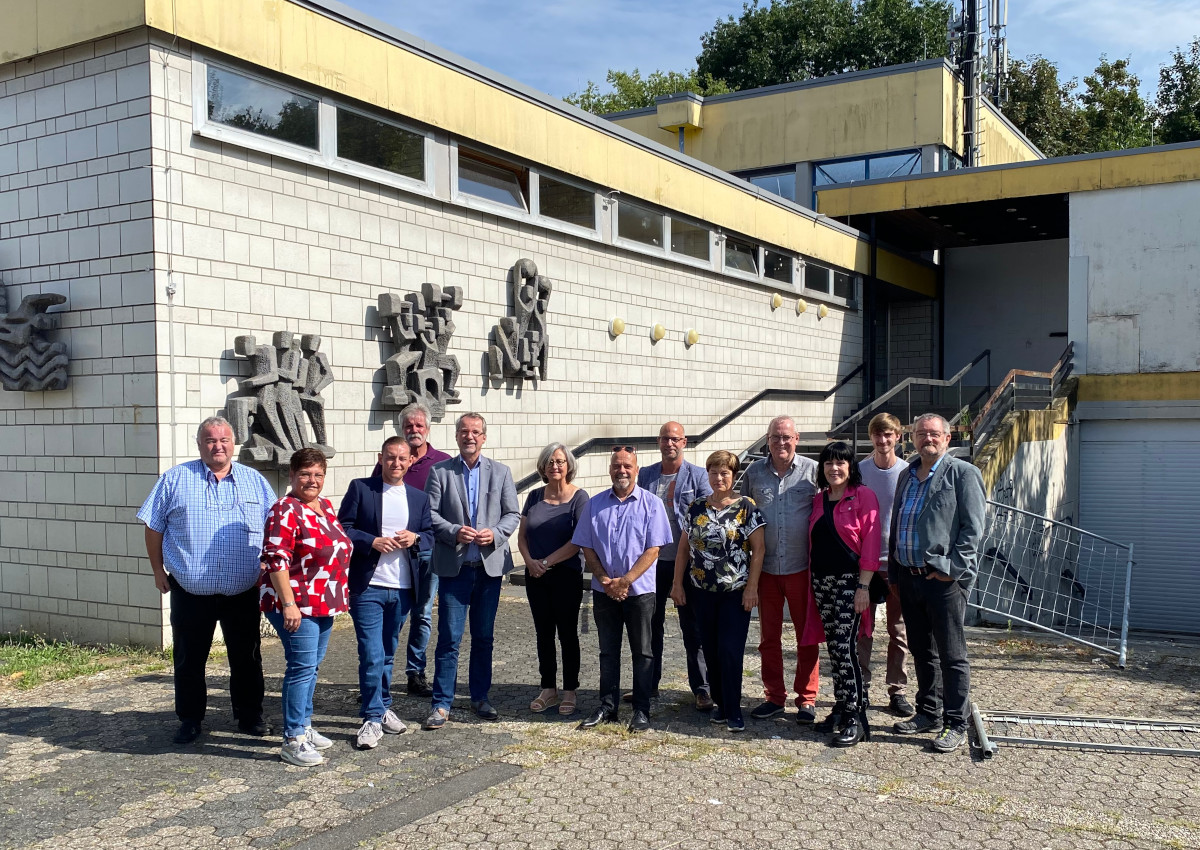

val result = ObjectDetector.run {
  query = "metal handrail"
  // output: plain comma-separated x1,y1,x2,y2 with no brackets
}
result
824,350,991,454
514,362,865,490
970,342,1074,450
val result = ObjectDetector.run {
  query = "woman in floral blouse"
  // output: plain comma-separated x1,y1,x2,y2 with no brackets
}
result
671,450,765,732
260,448,351,768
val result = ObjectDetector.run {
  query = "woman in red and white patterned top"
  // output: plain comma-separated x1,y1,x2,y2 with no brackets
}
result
260,448,350,768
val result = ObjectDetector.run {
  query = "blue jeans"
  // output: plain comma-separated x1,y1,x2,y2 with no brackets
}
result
405,550,438,677
350,586,413,722
432,563,502,712
264,611,333,739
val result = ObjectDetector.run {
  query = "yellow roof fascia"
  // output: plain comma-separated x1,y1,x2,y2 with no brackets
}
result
657,99,702,131
0,0,147,63
1077,373,1200,403
817,145,1200,217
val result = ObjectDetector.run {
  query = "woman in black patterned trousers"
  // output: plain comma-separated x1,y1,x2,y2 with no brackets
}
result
807,441,882,747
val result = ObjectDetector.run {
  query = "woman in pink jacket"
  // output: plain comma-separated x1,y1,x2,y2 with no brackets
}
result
808,441,882,747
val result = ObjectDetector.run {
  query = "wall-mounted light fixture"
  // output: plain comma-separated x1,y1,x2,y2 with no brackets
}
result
651,323,666,341
685,328,700,346
603,190,621,211
817,304,829,319
771,293,783,310
796,298,808,314
610,317,626,336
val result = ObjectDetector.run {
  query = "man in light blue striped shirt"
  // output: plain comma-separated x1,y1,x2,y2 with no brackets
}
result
138,416,275,745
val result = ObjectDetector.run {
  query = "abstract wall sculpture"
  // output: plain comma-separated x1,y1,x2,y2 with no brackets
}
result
227,331,336,469
489,258,550,381
0,284,69,391
378,283,463,421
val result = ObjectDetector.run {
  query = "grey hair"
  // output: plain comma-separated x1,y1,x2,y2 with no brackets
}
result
399,402,432,426
536,442,578,483
196,416,234,442
913,413,951,434
455,411,487,435
767,415,797,434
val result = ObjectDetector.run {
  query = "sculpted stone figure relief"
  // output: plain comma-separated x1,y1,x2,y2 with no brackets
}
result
489,258,550,382
378,283,463,421
0,283,69,391
226,331,336,469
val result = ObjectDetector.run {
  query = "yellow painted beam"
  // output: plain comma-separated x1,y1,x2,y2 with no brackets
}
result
1077,372,1200,402
816,145,1200,217
0,0,147,63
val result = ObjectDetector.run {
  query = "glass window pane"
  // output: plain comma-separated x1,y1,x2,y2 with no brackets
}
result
458,151,528,210
868,151,921,180
670,219,709,260
336,109,424,180
805,263,831,293
725,239,758,274
813,159,867,186
764,250,792,283
617,201,663,247
747,171,796,203
539,175,595,229
206,66,318,149
833,271,855,300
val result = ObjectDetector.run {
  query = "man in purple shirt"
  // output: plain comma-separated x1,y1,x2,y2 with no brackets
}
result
372,402,451,696
572,447,672,733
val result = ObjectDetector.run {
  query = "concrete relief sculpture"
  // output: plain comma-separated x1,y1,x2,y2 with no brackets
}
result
489,258,550,382
378,283,463,421
226,331,336,469
0,283,69,391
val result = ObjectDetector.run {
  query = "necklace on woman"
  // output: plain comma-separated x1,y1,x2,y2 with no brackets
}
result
706,491,737,509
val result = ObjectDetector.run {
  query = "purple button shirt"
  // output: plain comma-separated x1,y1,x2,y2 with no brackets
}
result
371,443,451,492
572,485,673,597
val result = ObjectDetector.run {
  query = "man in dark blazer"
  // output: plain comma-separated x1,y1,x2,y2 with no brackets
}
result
421,412,520,730
339,437,434,750
887,413,985,754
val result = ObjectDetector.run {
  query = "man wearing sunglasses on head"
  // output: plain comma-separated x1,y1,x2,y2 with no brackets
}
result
573,446,673,733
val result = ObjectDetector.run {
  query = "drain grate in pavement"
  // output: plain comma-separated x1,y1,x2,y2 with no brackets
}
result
972,705,1200,758
285,761,523,850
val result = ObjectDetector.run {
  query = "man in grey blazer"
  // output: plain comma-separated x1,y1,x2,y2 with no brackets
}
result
887,413,985,753
422,412,521,730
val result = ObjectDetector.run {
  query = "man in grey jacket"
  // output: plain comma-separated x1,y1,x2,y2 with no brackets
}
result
888,413,985,753
422,412,520,730
637,421,712,710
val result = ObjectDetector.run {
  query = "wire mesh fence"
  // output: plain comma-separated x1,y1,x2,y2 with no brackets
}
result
972,708,1200,758
971,501,1134,667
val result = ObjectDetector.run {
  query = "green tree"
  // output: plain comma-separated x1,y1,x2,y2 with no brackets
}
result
695,0,952,91
1079,56,1152,152
1001,55,1088,157
1155,37,1200,144
564,69,729,115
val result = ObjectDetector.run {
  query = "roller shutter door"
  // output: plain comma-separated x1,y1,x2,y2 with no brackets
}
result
1079,419,1200,634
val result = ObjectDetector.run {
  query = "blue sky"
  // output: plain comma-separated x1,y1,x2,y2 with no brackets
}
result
346,0,1200,99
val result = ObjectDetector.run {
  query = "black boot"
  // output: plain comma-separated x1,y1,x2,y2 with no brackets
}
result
815,702,845,733
833,709,870,747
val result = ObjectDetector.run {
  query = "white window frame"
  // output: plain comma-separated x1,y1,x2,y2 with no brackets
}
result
530,171,601,237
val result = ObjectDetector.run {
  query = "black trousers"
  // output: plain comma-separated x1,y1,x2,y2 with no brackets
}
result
652,559,709,695
593,590,655,714
686,583,751,723
811,571,865,714
169,576,265,724
895,569,972,728
525,565,583,691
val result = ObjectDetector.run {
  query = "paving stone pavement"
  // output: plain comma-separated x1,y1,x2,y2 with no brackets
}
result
2,585,1199,850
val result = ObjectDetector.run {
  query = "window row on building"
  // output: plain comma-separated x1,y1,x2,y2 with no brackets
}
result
195,58,860,306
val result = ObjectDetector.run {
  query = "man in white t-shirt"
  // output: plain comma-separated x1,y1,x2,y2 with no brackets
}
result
856,412,913,717
339,437,434,749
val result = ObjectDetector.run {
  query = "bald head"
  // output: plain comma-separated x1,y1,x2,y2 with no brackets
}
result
658,420,687,469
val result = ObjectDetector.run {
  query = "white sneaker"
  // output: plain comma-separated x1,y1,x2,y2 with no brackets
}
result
281,737,323,767
305,726,333,750
356,720,384,749
381,709,407,735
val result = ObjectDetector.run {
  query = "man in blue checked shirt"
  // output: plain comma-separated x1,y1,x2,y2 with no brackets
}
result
138,416,276,745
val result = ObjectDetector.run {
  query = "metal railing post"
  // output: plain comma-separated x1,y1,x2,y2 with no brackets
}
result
1119,544,1133,669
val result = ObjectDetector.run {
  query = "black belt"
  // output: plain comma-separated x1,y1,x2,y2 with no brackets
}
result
463,559,484,568
903,565,930,576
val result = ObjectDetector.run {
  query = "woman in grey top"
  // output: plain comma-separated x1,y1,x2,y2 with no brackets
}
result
516,443,589,716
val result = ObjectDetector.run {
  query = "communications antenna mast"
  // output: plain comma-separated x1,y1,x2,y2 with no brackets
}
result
949,0,1008,167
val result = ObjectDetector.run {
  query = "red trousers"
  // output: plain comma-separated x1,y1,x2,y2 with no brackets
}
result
757,571,821,706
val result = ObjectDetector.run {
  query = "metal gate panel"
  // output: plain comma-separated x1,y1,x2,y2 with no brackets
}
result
1079,420,1200,634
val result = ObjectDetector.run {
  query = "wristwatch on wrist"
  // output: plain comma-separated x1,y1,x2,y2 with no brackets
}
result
540,559,549,568
856,583,869,591
282,600,297,609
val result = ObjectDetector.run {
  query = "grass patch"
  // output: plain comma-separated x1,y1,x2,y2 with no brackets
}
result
0,632,171,691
